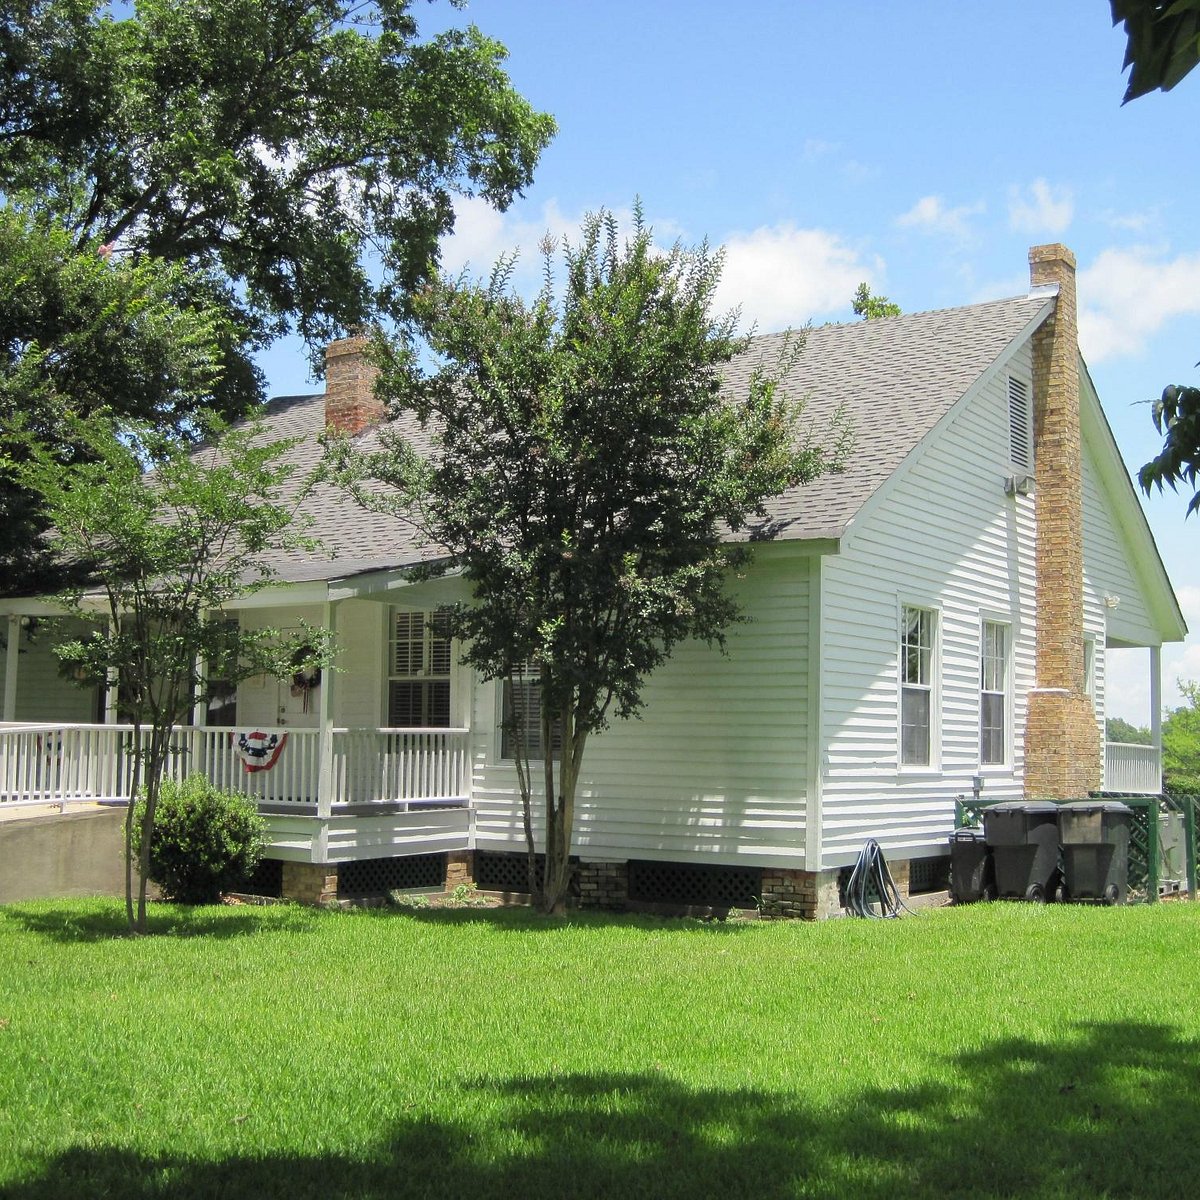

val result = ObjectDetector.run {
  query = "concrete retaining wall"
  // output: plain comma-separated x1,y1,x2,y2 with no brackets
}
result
0,805,128,904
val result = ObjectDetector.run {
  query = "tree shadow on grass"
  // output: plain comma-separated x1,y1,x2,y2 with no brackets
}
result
4,1020,1198,1199
0,901,321,944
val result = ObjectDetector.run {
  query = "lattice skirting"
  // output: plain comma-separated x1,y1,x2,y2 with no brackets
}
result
627,859,761,909
338,853,445,897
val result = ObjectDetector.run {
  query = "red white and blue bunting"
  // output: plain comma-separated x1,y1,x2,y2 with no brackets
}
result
234,729,288,774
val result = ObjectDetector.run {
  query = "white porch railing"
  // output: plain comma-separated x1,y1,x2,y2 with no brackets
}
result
1104,741,1161,795
0,723,470,809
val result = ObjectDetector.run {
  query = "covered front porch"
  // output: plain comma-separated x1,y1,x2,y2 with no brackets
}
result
0,568,479,863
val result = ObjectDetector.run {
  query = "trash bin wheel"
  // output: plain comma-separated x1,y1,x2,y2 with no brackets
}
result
1054,880,1070,904
1103,884,1120,906
1025,882,1046,903
982,881,997,902
1047,869,1064,903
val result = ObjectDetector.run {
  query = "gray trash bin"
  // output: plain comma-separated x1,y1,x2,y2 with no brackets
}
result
949,827,993,903
1057,800,1131,905
983,800,1060,901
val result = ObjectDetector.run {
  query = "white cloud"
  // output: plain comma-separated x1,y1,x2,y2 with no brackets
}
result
895,194,984,240
1078,245,1200,362
1008,178,1074,235
712,223,880,331
439,196,686,286
1101,208,1158,234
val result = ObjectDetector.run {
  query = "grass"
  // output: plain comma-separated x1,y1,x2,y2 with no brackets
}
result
1,899,1198,1199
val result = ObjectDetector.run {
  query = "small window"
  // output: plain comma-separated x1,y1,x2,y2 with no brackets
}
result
1009,375,1032,469
980,621,1008,766
900,606,935,766
1084,636,1096,707
500,665,562,760
388,609,451,727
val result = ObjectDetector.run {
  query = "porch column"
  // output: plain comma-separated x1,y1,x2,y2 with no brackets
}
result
1151,644,1163,794
316,601,338,821
104,615,118,725
3,614,18,721
191,614,207,729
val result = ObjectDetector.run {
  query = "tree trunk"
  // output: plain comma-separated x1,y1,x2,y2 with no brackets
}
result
539,707,584,916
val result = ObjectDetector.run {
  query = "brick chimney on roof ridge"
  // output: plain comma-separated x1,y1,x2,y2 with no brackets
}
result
324,335,384,437
1023,244,1102,799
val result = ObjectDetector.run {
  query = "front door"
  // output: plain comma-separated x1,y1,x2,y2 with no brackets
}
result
276,628,321,728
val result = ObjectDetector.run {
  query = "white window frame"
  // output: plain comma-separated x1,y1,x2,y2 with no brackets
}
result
899,603,939,770
979,618,1011,769
386,608,453,728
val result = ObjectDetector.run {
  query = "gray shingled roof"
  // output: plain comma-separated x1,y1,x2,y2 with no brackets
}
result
731,292,1051,541
258,292,1051,584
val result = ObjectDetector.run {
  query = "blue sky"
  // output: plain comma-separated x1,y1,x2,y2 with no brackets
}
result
258,1,1200,723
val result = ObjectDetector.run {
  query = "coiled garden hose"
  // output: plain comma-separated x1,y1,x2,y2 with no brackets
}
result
845,838,910,918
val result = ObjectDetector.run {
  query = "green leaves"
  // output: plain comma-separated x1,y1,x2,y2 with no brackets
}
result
1113,0,1200,102
1139,382,1200,515
0,1,555,366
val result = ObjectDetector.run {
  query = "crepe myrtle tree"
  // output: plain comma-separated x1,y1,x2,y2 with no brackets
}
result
327,206,851,914
22,414,331,934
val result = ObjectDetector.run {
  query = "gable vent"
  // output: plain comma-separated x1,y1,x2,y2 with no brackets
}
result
1008,375,1032,469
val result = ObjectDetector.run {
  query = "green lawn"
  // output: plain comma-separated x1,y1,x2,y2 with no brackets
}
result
1,898,1198,1199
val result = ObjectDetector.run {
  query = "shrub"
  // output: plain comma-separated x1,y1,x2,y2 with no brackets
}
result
133,775,267,904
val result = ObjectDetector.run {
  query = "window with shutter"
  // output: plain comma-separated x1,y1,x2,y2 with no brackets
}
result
387,609,452,727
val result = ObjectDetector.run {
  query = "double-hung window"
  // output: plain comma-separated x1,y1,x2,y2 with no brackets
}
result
500,664,562,760
900,606,936,766
980,620,1008,766
388,609,452,727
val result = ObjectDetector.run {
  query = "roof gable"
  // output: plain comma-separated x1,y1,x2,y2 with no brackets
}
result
729,293,1053,541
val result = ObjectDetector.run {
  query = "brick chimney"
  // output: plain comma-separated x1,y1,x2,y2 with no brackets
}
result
324,335,383,436
1023,244,1102,799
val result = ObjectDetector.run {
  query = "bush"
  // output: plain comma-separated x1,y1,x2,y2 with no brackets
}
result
133,775,267,904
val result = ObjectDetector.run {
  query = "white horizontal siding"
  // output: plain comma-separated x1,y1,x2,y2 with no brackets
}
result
235,601,385,730
1081,442,1158,648
12,617,103,723
322,808,471,861
470,549,811,866
819,351,1036,866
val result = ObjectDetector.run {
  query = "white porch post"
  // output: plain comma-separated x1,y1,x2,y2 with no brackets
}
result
1150,644,1163,794
191,615,207,729
316,601,337,821
104,615,119,725
3,614,19,721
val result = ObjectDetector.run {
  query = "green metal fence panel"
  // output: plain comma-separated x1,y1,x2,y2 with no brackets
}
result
954,793,1199,904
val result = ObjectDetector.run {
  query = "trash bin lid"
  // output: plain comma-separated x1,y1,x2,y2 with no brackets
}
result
986,800,1059,815
1058,800,1132,816
950,827,987,843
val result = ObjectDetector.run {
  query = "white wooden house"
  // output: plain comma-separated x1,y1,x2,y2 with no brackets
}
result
0,244,1185,916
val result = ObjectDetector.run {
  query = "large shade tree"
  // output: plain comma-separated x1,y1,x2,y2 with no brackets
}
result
0,0,554,590
329,209,850,914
